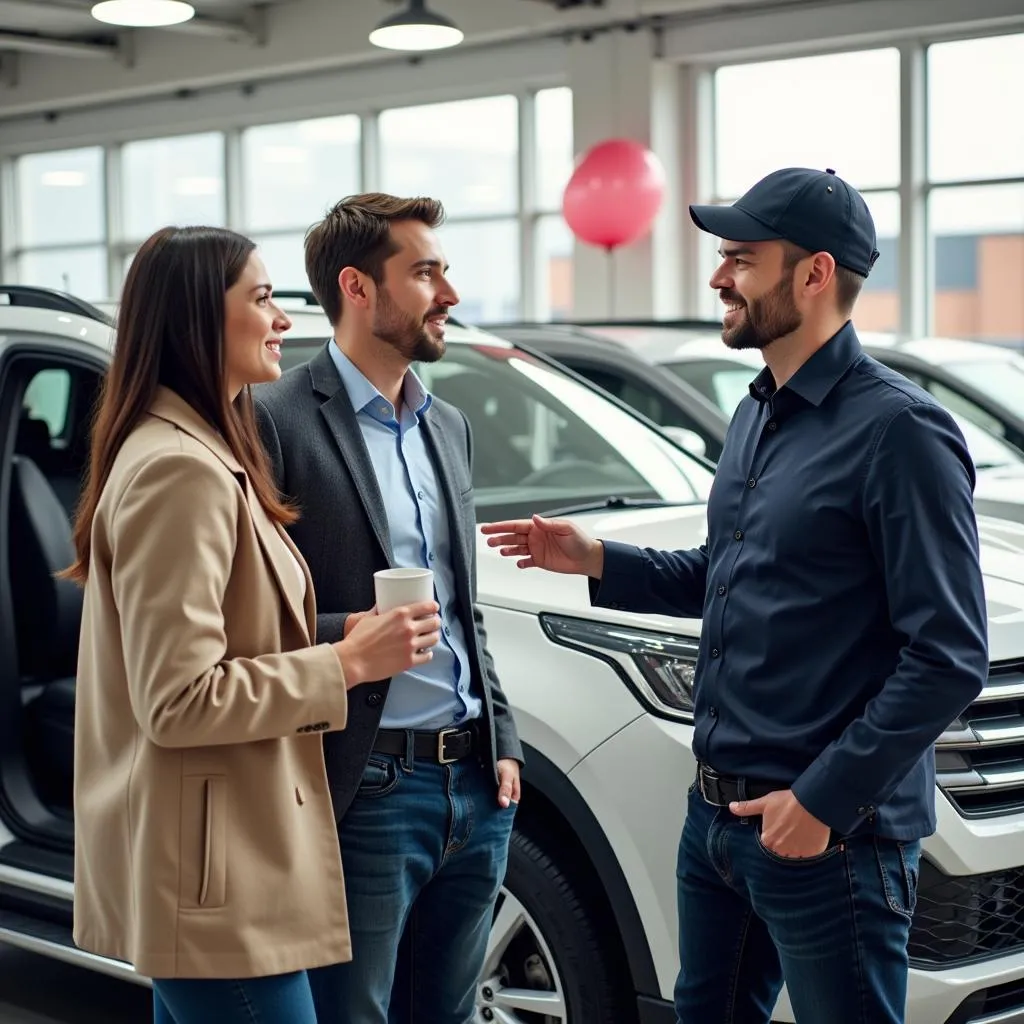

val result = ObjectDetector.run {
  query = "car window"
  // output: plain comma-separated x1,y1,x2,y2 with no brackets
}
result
946,358,1024,416
950,414,1024,471
21,368,71,438
924,380,1007,438
662,360,752,416
279,341,714,519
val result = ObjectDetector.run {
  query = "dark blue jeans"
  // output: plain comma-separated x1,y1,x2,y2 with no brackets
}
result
676,783,920,1024
308,753,516,1024
153,972,317,1023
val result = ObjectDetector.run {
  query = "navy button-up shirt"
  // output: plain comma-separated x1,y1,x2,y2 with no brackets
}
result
594,323,988,839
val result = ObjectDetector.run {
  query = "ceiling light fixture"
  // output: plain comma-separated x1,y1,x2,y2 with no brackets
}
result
91,0,196,28
369,0,464,52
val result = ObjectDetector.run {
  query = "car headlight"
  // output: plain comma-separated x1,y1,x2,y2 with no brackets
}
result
540,614,699,722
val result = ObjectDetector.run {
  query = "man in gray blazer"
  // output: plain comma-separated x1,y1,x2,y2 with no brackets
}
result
253,192,523,1024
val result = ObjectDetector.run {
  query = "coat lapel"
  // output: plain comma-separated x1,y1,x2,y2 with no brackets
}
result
420,410,470,586
147,387,311,641
308,346,394,565
244,492,312,642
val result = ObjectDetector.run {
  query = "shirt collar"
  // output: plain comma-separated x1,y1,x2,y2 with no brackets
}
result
328,339,433,421
748,321,862,408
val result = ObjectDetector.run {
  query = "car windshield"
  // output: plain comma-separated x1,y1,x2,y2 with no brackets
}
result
279,339,714,520
661,359,754,415
946,357,1024,414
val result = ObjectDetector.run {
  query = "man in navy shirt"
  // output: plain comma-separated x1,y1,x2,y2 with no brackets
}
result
482,167,988,1023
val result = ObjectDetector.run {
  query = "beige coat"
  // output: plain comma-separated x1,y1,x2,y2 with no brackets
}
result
73,387,352,979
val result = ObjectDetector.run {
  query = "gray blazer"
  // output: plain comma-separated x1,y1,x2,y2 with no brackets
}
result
254,344,523,820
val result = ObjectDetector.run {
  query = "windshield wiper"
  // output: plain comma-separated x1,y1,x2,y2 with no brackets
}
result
538,496,696,517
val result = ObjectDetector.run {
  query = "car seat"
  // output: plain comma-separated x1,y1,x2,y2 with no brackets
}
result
8,455,79,809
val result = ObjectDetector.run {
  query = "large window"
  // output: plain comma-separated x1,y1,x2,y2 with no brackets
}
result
710,48,901,332
927,34,1024,346
4,90,569,320
123,132,226,242
14,147,107,298
380,95,520,322
242,114,361,291
535,87,574,321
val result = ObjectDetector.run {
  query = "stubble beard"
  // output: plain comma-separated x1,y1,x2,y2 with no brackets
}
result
372,286,447,364
721,266,803,351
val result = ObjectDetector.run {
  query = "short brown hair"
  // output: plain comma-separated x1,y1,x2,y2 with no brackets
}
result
781,240,865,315
304,193,445,325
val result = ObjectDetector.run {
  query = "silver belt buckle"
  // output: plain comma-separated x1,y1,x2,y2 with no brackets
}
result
437,728,458,765
697,764,717,804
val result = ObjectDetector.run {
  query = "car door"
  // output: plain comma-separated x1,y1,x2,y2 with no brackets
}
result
0,338,105,841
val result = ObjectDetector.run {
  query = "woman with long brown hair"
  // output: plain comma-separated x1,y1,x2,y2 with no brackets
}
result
67,225,441,1023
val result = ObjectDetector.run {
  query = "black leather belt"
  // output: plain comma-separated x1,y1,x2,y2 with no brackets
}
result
372,725,478,765
696,761,783,807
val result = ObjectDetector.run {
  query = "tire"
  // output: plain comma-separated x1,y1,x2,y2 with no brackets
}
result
477,829,634,1024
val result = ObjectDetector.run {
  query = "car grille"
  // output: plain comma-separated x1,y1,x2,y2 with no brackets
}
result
936,659,1024,818
910,858,1024,967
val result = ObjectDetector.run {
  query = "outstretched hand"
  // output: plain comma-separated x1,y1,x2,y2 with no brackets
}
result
480,515,604,577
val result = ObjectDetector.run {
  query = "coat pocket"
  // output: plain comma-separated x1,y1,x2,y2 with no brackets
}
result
180,775,227,909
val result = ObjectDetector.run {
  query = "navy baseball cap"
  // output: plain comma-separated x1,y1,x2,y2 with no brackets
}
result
689,167,880,277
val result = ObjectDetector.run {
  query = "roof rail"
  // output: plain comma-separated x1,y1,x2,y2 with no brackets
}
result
0,285,113,326
271,290,322,307
272,290,465,328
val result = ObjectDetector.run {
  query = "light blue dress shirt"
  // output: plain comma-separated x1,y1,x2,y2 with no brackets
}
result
329,341,481,730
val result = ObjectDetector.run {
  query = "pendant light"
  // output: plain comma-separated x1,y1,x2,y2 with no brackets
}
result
91,1,196,28
369,0,464,52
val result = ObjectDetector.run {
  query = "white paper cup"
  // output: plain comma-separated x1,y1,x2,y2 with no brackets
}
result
373,567,435,613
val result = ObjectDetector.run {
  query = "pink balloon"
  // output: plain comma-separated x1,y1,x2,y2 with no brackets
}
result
562,139,667,251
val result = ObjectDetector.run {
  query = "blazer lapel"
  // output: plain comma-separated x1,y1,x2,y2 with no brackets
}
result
420,410,470,584
147,387,310,640
309,346,394,565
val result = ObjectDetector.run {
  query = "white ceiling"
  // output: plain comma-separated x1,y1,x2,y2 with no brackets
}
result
0,0,1019,122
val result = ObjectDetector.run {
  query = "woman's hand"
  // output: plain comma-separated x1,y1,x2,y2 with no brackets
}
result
334,601,441,688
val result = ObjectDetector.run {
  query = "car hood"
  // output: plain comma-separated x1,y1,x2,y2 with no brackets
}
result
476,505,1024,664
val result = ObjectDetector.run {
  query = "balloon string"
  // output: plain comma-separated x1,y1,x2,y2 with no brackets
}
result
606,245,615,318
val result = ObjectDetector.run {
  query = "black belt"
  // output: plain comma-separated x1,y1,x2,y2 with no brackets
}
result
696,761,783,807
372,725,479,765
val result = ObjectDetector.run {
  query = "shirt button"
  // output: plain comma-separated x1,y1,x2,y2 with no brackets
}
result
444,626,451,636
734,530,743,541
709,706,719,717
767,421,777,431
747,478,757,488
717,585,727,596
417,490,425,499
711,648,720,658
366,692,383,708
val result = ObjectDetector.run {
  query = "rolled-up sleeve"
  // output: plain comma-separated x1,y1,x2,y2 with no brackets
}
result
792,402,988,833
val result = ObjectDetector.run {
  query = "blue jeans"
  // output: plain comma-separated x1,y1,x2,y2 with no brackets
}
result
153,972,317,1023
676,783,920,1024
308,753,516,1024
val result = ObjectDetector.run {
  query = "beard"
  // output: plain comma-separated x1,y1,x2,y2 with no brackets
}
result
720,266,802,351
372,286,447,363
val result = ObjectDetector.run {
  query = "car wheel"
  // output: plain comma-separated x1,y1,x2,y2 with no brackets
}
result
476,830,632,1023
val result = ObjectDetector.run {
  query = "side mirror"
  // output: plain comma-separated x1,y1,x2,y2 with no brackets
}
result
662,426,707,460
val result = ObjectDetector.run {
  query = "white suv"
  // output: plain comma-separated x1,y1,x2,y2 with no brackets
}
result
2,285,1024,1024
